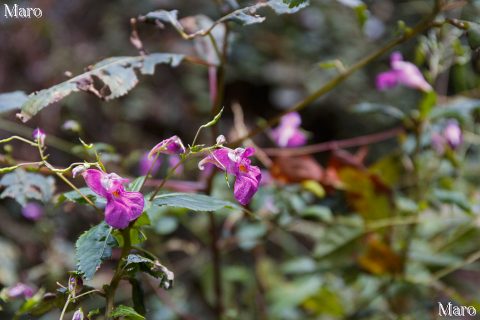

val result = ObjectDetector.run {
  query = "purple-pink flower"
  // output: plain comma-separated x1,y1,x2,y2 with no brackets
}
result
432,120,463,154
271,112,307,147
32,128,46,147
22,202,43,221
81,169,144,229
148,136,186,159
376,52,432,92
72,309,84,320
7,283,35,299
199,147,261,205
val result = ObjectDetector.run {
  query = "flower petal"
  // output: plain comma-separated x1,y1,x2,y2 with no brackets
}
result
375,70,399,90
148,135,186,159
105,191,144,229
234,166,261,205
82,169,109,197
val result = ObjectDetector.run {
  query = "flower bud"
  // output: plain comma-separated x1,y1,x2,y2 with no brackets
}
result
32,128,46,147
72,309,84,320
216,135,226,145
68,274,83,297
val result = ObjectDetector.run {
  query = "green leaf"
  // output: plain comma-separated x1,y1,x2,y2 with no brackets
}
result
17,53,184,122
0,91,28,114
57,187,106,206
354,4,368,28
419,90,437,119
143,0,308,31
282,0,309,8
152,192,239,211
75,222,118,280
124,254,174,290
127,176,146,192
110,305,145,320
0,168,55,206
201,107,224,129
353,102,405,120
431,189,471,213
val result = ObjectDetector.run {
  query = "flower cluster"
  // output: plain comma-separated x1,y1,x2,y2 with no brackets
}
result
199,147,261,205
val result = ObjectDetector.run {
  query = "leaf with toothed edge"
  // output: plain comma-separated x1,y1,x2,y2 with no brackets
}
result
16,53,184,122
75,222,118,280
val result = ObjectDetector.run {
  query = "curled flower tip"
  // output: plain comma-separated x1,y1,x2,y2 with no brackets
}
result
216,135,226,145
7,283,35,299
199,147,261,205
376,51,432,92
139,151,161,176
72,309,84,320
22,202,43,221
271,112,307,147
32,128,46,146
148,135,186,159
82,169,144,229
72,164,90,178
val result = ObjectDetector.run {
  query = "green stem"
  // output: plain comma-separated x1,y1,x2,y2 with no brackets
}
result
149,156,188,201
229,5,442,147
59,294,71,320
105,228,132,319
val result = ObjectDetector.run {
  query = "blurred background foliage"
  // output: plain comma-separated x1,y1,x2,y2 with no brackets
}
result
2,0,480,319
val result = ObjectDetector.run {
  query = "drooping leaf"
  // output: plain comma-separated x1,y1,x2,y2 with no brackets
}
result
0,169,55,206
17,53,184,122
142,0,308,33
152,192,239,211
110,305,145,320
75,222,118,280
124,254,174,290
0,91,28,114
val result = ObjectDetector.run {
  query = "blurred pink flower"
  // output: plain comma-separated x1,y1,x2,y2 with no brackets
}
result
432,120,463,154
169,154,184,175
139,152,162,176
7,283,34,299
81,169,144,229
199,147,261,205
376,52,432,92
271,112,307,147
22,202,43,221
72,309,84,320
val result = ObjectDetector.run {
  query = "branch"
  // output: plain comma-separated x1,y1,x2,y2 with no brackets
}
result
229,5,442,147
262,127,403,156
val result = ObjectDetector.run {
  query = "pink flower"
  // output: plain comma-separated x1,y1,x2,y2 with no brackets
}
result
199,147,261,205
7,283,35,299
148,136,186,159
432,120,463,154
271,112,307,147
81,169,144,229
376,52,432,92
22,202,43,221
139,152,162,176
32,128,46,147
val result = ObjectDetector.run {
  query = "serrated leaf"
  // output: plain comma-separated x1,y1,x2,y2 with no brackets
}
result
152,192,239,211
0,91,28,114
75,222,117,280
282,0,309,8
0,169,55,206
124,254,174,290
17,53,184,122
110,305,145,320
